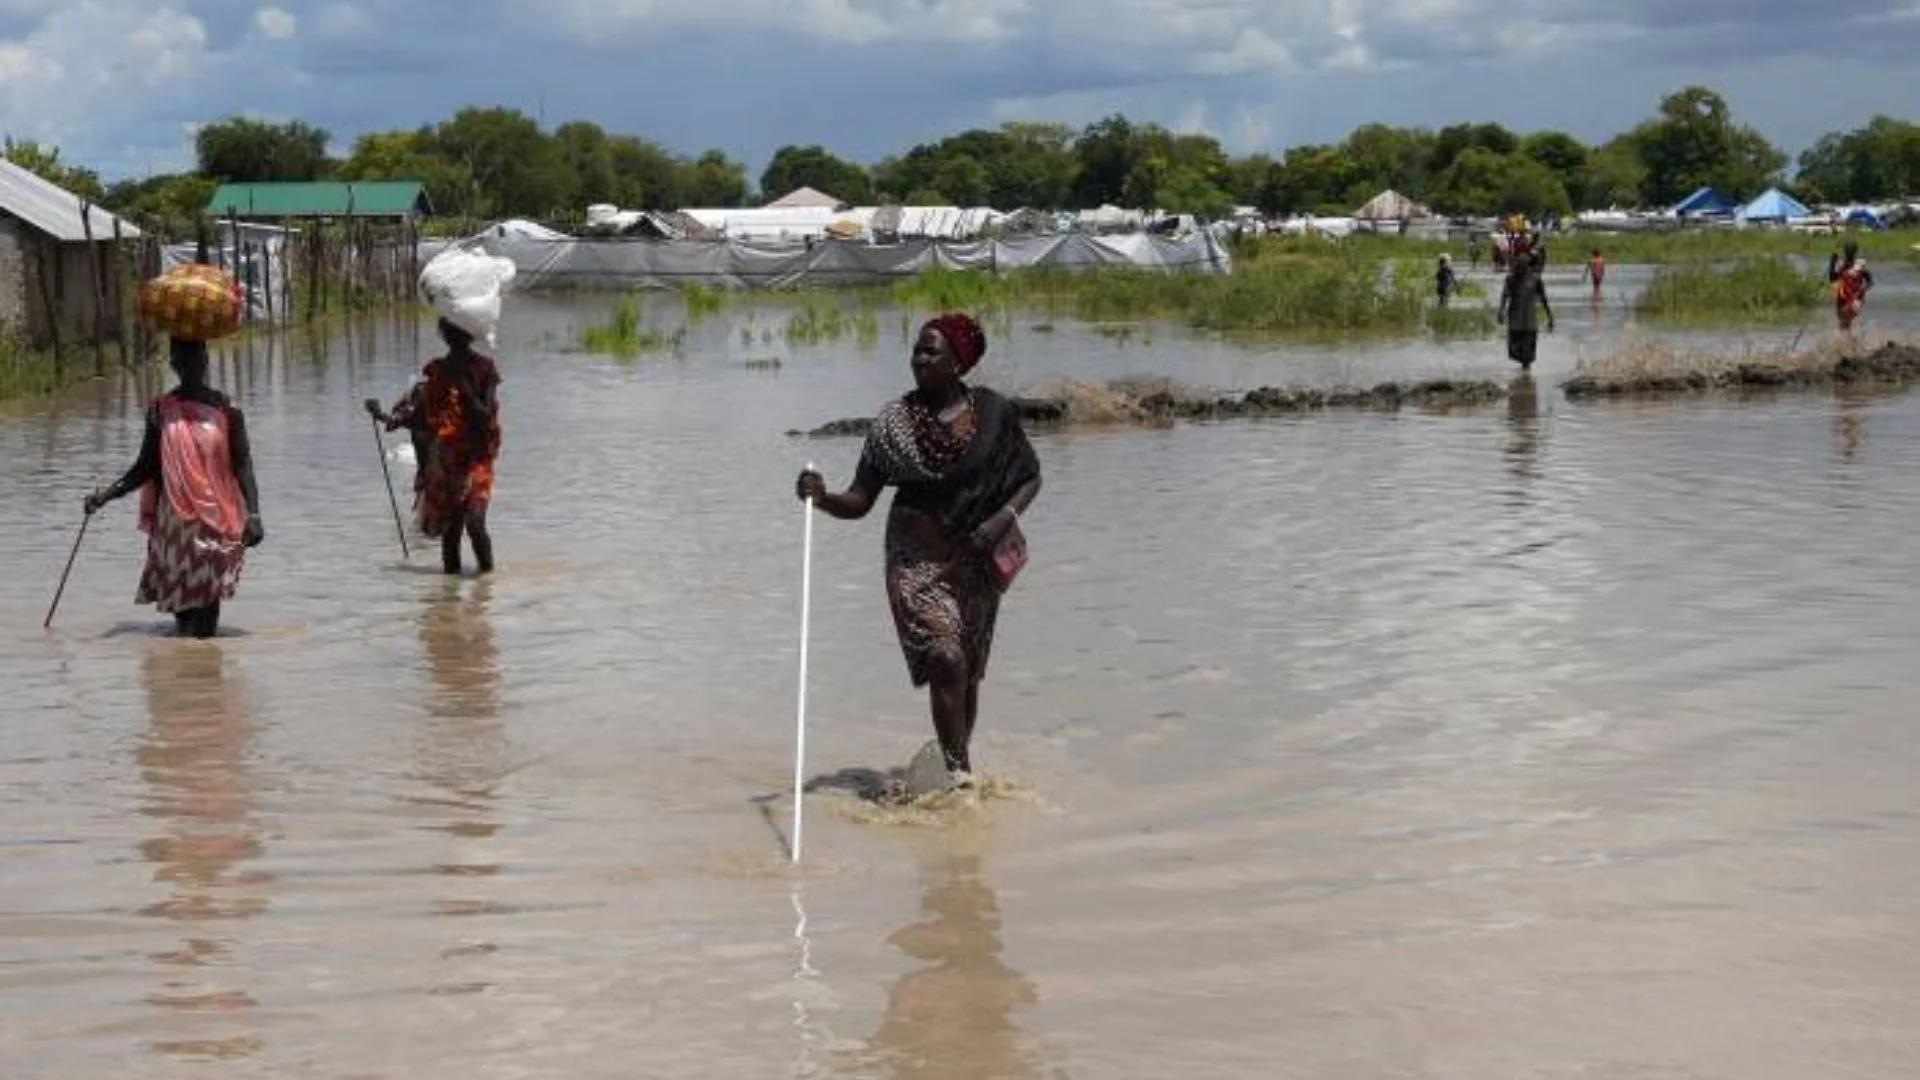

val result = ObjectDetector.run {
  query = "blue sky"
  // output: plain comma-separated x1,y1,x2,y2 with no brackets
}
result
2,0,1917,185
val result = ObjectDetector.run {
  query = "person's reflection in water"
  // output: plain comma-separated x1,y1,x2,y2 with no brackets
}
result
1834,392,1869,464
865,852,1043,1079
136,642,269,1061
416,579,508,984
1503,373,1544,498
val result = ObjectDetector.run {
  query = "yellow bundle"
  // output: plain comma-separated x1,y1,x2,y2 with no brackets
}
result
138,263,243,342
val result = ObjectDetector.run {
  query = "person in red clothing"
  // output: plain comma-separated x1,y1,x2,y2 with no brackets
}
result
1582,249,1606,299
366,318,503,575
1828,240,1873,332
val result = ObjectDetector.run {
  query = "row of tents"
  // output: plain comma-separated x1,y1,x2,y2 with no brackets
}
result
1624,185,1907,230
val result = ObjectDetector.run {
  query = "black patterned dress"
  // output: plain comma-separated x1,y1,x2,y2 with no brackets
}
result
854,386,1040,687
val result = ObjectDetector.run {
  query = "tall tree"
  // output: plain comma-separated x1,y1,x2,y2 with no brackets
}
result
194,117,331,182
681,149,749,208
1072,115,1139,207
759,145,871,204
1581,137,1647,209
1796,115,1920,203
1627,86,1785,205
1520,131,1590,209
428,107,568,218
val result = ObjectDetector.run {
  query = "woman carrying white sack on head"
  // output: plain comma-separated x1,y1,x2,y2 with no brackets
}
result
365,249,515,574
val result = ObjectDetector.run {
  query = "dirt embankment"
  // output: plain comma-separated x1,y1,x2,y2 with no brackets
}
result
1561,341,1920,400
789,377,1511,437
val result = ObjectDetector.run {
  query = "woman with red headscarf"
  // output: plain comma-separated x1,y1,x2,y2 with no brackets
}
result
797,312,1042,789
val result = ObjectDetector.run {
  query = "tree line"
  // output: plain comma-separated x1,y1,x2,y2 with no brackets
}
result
5,86,1917,237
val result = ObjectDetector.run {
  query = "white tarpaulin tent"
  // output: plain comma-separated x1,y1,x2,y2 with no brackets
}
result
1354,190,1429,221
447,230,1232,291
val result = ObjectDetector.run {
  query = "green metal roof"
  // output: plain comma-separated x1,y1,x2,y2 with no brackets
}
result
204,181,431,218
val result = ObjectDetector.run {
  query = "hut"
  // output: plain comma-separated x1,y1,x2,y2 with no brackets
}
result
763,186,844,210
1354,189,1430,224
0,157,141,349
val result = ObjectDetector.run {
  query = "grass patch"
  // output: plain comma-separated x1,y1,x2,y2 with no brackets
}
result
785,295,881,347
578,294,684,357
680,282,728,319
1236,226,1920,269
1633,256,1826,323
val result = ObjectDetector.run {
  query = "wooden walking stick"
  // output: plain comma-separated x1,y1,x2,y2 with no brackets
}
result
44,508,94,628
371,414,410,559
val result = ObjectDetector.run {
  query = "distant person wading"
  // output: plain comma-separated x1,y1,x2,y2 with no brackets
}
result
1828,239,1874,333
1498,251,1555,370
796,312,1042,788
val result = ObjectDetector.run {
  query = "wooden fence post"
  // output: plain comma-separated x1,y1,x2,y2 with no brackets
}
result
80,200,108,377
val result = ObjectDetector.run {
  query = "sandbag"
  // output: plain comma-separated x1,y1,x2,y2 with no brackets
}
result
138,263,243,342
418,248,516,346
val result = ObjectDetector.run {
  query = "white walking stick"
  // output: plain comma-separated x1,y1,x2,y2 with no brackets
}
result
791,461,816,864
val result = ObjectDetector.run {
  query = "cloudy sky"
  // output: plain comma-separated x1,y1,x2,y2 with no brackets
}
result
2,0,1917,183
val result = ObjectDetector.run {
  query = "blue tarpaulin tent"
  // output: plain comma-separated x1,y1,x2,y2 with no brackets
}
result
1845,207,1887,231
1672,186,1735,218
1739,187,1811,222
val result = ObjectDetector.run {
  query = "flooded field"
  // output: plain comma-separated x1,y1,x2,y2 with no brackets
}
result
5,274,1920,1078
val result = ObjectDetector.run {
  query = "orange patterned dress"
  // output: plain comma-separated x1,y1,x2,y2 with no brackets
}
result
389,355,502,537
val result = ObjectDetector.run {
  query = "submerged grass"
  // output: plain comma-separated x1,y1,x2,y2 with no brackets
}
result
871,255,1497,339
785,295,881,347
679,282,728,319
1633,256,1827,323
578,294,684,357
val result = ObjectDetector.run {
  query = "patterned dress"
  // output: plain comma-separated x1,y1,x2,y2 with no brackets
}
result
388,354,502,537
855,387,1041,687
135,395,249,612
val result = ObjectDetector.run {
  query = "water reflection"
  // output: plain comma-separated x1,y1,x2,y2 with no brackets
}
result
134,642,268,1060
1834,392,1870,464
864,852,1043,1079
1504,373,1543,492
413,580,507,980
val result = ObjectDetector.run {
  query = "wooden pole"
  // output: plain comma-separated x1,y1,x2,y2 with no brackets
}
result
80,201,108,378
228,208,247,327
306,215,320,322
36,243,62,379
262,231,276,326
110,217,131,370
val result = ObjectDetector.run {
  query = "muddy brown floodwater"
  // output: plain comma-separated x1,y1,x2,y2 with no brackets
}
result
4,278,1920,1078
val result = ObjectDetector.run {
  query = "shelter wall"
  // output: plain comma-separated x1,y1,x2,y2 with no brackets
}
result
0,216,29,340
0,215,127,348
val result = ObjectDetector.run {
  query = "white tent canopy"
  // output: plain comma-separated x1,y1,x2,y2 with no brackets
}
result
1354,189,1429,221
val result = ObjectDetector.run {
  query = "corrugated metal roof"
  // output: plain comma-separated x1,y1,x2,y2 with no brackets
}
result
0,158,140,241
205,181,430,218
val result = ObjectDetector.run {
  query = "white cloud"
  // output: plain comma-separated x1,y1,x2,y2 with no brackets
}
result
254,6,297,39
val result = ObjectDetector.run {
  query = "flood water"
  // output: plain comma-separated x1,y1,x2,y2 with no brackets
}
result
5,274,1920,1078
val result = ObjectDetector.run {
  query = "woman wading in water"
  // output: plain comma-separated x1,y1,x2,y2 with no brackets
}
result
797,313,1042,787
365,318,502,574
85,339,265,638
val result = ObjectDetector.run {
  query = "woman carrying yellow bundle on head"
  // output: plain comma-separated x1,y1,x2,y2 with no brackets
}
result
83,264,264,639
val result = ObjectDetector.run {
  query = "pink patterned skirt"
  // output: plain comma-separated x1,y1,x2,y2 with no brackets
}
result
136,498,246,613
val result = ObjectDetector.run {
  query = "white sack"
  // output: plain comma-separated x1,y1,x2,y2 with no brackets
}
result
419,248,517,346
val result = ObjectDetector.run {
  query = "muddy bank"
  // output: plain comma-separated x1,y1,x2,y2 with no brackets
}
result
1562,341,1920,401
788,377,1510,437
